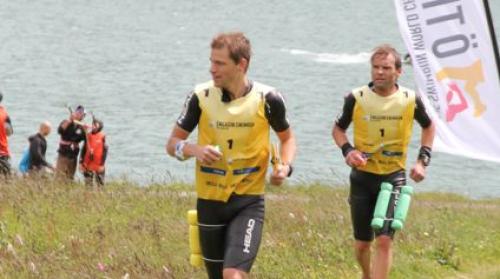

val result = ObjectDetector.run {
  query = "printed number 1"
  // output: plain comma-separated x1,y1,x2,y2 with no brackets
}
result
379,128,385,137
227,139,233,149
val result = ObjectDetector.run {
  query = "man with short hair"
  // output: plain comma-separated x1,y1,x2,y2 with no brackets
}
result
332,44,435,279
166,32,296,279
28,121,54,174
0,92,13,179
56,105,87,181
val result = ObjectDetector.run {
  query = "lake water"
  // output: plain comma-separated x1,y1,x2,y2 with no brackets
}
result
1,0,499,198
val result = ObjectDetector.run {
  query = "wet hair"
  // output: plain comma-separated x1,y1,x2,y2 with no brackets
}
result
211,32,251,71
371,44,402,69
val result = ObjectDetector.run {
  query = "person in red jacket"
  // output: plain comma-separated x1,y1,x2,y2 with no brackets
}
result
0,92,13,180
79,118,108,188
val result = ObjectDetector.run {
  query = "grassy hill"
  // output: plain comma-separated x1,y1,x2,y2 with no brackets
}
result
0,179,499,278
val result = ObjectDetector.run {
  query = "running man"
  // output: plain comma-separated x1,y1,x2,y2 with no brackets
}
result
166,32,296,279
332,44,435,279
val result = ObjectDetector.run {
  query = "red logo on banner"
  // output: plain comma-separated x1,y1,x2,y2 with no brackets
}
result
436,60,486,120
445,82,468,122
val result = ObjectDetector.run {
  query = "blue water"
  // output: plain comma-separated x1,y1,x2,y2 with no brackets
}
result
0,0,499,198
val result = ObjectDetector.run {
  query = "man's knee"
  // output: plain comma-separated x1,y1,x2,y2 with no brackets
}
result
375,235,392,251
354,240,372,253
223,267,248,279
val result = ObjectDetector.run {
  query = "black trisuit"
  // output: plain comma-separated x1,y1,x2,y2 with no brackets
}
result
336,83,432,241
177,80,290,278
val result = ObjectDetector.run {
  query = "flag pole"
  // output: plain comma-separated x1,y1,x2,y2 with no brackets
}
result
483,0,500,81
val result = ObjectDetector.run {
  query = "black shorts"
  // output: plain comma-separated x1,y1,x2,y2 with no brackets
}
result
349,169,406,241
197,194,265,278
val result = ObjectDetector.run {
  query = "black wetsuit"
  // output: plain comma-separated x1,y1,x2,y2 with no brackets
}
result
28,133,52,170
177,81,289,278
336,86,432,241
197,195,265,278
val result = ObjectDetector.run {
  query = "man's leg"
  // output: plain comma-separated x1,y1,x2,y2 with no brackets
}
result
371,170,404,279
197,199,226,279
349,169,380,279
223,268,248,279
55,155,68,181
83,171,93,187
199,224,225,279
0,156,11,181
96,171,105,189
68,157,77,180
56,155,75,181
372,235,392,279
354,240,372,279
223,195,264,279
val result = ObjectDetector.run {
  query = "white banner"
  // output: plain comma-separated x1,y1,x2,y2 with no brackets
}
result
394,0,500,162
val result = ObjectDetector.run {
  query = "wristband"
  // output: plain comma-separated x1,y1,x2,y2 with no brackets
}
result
341,142,355,158
175,140,188,161
418,146,432,166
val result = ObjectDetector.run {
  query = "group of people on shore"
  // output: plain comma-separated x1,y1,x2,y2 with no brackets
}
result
0,101,108,188
1,30,435,278
165,32,435,279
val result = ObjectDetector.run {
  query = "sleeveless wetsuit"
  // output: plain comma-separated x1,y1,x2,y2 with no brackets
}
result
336,83,432,241
177,80,289,277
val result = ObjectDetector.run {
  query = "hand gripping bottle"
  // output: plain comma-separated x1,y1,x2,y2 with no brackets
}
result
213,145,221,153
391,185,413,230
371,182,393,229
187,209,203,267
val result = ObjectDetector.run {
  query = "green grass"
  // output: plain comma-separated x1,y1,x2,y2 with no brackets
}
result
0,179,499,278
